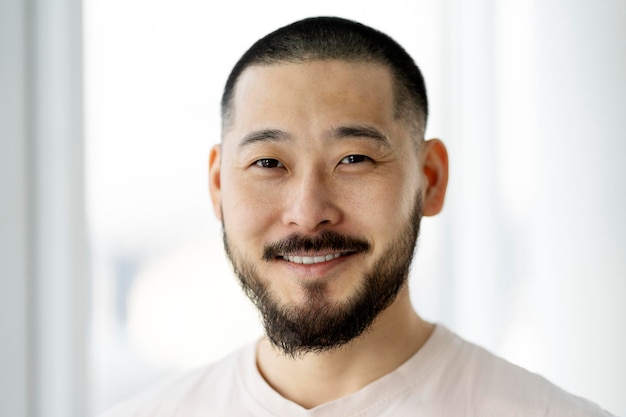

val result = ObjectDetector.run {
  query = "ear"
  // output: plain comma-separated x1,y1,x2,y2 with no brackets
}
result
421,139,449,216
208,144,223,221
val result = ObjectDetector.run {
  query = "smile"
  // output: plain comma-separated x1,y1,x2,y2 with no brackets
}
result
281,253,343,265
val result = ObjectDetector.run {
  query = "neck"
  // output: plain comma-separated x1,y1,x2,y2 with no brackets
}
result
255,287,433,409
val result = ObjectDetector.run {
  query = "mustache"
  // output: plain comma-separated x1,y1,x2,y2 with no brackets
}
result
262,230,370,260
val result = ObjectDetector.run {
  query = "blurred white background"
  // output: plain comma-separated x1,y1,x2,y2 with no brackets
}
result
2,0,624,416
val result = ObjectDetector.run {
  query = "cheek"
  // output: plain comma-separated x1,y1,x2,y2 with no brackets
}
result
342,177,417,233
221,174,281,241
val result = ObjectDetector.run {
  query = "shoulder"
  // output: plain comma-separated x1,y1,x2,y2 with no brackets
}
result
432,326,614,416
96,344,253,417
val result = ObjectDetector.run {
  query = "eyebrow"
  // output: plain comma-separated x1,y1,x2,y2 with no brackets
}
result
326,125,391,147
239,129,292,147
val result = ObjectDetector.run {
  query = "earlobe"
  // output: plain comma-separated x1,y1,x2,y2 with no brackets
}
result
421,139,449,216
208,144,223,221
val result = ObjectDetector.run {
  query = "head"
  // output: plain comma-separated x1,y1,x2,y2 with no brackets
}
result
221,16,429,143
209,17,448,357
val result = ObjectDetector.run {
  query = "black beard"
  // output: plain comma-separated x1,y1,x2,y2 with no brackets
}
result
222,194,422,358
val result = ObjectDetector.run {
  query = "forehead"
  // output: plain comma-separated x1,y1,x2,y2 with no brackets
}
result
226,60,398,139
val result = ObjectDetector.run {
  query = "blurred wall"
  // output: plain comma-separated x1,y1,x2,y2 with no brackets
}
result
0,0,87,416
1,0,29,415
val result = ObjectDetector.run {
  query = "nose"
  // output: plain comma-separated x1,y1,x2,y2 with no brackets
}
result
281,171,342,232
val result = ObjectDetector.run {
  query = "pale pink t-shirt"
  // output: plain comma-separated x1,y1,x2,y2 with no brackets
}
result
99,325,613,417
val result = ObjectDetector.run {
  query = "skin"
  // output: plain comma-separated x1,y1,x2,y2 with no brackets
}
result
209,60,448,408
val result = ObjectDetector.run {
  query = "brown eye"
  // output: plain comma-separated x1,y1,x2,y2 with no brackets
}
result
340,155,371,164
254,158,284,168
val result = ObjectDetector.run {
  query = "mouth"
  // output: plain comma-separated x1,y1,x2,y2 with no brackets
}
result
280,252,346,265
263,231,370,266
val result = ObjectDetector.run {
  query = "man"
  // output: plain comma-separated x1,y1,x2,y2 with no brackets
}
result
102,16,613,416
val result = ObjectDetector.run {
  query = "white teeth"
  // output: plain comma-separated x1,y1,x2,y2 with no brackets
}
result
281,253,342,264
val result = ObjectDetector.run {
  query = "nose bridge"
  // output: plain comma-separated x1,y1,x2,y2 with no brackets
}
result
283,164,340,230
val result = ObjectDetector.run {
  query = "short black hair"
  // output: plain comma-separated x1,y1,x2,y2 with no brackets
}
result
221,16,428,138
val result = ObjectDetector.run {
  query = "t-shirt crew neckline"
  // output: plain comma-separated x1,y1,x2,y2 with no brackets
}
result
237,324,457,417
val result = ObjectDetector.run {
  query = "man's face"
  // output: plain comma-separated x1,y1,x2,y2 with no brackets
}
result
211,60,428,355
